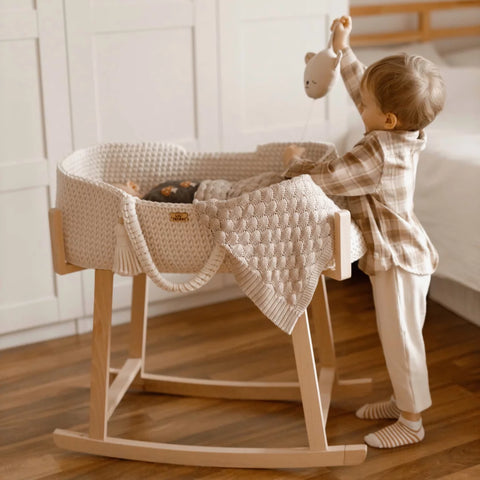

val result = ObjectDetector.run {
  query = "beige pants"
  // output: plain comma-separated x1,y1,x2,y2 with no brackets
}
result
369,267,432,414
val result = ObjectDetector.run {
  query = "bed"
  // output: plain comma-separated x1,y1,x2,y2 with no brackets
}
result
341,1,480,326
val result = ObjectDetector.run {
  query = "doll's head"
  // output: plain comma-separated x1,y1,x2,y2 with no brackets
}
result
360,53,446,132
303,44,342,99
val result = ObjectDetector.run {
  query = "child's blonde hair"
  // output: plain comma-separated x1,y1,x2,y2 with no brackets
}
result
361,54,446,131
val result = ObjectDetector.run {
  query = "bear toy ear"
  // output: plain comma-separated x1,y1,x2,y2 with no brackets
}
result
304,52,316,64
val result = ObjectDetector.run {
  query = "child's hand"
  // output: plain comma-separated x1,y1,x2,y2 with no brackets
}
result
330,16,352,54
283,144,306,168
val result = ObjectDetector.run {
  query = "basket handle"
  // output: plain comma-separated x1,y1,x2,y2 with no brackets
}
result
121,195,225,293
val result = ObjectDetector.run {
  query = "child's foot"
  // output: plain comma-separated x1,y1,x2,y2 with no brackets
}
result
356,396,401,420
364,416,424,448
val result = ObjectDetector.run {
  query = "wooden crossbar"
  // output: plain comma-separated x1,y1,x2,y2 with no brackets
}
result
107,358,142,419
350,1,480,46
48,209,85,275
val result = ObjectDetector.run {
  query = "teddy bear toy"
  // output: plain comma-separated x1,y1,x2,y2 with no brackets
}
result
303,32,342,99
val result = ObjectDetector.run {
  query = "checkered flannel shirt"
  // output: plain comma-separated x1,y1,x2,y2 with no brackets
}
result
310,47,439,276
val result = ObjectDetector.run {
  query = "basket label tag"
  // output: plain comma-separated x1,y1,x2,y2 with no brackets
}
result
170,212,189,222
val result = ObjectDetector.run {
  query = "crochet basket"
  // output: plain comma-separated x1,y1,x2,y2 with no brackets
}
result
56,142,364,293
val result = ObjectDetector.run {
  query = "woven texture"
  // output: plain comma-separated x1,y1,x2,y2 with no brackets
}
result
57,141,366,325
195,174,342,333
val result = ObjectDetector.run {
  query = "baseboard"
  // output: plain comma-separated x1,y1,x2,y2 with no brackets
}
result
429,276,480,327
0,283,245,351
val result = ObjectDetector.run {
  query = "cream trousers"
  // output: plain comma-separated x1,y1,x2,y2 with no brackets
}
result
369,267,432,414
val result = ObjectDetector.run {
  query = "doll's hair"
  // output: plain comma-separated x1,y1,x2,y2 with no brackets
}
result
361,53,446,131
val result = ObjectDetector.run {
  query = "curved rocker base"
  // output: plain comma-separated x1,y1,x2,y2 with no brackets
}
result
48,209,371,469
53,429,367,469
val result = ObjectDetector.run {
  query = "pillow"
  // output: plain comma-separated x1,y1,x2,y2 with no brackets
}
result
143,180,199,203
442,46,480,68
355,42,447,66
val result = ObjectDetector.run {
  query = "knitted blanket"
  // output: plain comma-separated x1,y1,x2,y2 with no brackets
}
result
194,173,343,334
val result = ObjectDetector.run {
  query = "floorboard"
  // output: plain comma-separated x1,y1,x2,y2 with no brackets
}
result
1,267,479,479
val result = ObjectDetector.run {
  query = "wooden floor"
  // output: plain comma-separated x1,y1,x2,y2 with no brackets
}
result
1,268,479,479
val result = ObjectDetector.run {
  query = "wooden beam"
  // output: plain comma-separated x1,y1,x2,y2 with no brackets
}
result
323,211,351,281
127,372,301,401
429,24,480,39
291,312,327,449
89,269,114,440
351,1,480,16
53,429,367,468
352,30,422,47
107,358,142,419
350,1,480,46
129,274,148,366
48,208,85,275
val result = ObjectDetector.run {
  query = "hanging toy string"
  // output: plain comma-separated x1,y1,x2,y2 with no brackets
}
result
300,98,316,143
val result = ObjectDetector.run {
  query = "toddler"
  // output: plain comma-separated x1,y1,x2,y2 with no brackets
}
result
284,16,446,448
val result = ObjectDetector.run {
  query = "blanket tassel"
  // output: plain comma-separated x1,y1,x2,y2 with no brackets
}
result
113,220,143,276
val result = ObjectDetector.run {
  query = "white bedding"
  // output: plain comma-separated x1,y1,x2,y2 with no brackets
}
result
340,45,480,293
417,66,480,291
415,129,480,291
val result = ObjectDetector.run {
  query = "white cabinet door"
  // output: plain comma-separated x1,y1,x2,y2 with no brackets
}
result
218,0,349,151
63,0,225,317
64,0,220,151
0,0,83,347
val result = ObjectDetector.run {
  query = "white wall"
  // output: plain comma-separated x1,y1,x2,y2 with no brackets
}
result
0,0,349,350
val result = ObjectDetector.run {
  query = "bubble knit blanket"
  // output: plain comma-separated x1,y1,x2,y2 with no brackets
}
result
194,173,348,334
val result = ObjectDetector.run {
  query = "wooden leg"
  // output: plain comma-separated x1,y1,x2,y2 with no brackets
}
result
291,311,328,450
309,275,336,368
310,276,372,397
129,274,149,372
89,269,114,440
54,290,368,467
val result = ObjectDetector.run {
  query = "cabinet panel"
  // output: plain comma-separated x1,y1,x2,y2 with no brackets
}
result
65,0,219,151
0,189,53,305
0,0,33,8
0,0,83,343
0,39,44,162
240,17,327,131
94,28,196,143
219,0,349,151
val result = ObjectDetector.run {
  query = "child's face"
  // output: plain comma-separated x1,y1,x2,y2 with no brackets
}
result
359,86,389,133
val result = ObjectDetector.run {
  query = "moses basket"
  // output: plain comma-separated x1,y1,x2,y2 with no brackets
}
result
56,141,365,295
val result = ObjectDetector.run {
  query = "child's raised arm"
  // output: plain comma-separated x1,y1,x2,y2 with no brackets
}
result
330,16,352,54
331,16,367,114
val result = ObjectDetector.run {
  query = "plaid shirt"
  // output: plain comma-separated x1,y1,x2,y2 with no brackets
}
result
310,47,439,275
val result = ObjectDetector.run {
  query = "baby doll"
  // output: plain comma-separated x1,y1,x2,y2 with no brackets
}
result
285,16,446,449
112,180,142,197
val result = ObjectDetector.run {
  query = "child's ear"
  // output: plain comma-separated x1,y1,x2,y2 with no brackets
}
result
385,112,398,130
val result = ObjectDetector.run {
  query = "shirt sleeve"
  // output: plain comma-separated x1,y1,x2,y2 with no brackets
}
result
310,133,384,196
341,47,367,114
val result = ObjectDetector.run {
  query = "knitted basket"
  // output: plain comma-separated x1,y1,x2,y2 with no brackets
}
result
56,142,364,293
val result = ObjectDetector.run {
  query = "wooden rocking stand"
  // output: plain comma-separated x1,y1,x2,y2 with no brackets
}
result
49,207,371,469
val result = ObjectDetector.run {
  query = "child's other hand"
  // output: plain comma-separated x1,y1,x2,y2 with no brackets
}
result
283,144,306,167
330,16,352,54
